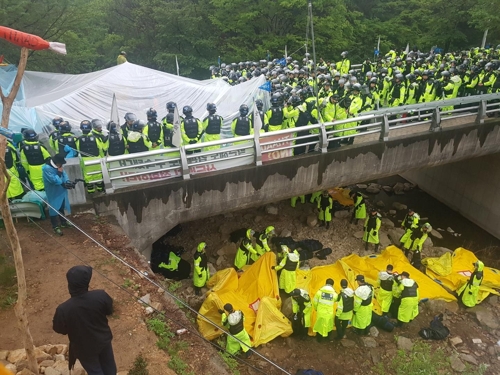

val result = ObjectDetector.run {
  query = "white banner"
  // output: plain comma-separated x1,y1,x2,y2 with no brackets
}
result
261,133,294,162
108,144,255,188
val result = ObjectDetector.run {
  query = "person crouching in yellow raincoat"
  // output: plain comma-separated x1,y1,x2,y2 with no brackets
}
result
457,260,484,308
272,245,300,295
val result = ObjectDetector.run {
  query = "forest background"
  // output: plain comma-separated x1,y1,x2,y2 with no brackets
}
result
0,0,498,79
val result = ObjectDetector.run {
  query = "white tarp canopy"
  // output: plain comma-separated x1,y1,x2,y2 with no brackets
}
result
0,62,269,137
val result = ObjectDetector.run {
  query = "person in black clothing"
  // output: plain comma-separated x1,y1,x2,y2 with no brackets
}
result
53,266,116,375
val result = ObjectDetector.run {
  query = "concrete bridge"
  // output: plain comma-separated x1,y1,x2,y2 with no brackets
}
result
89,94,500,257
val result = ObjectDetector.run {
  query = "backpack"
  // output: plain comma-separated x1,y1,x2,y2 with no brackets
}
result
419,315,450,340
296,370,324,375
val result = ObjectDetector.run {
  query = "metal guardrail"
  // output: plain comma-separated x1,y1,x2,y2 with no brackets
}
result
85,92,500,193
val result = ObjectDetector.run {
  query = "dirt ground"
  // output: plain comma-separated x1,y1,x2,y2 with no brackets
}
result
1,192,500,375
0,214,222,375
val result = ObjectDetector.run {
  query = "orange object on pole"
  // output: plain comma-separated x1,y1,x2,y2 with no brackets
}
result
0,26,66,54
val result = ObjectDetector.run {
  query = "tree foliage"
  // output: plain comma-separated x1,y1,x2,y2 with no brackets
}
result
0,0,496,78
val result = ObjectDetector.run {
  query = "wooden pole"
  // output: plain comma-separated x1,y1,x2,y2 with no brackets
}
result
0,47,38,374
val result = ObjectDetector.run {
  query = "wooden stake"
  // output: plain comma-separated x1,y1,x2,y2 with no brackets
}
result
0,47,38,374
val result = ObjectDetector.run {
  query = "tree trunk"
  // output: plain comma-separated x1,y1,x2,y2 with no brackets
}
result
0,47,38,374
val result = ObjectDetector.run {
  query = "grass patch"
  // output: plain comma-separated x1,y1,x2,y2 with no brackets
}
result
0,255,17,310
374,341,488,375
146,315,194,375
216,338,241,375
128,353,149,375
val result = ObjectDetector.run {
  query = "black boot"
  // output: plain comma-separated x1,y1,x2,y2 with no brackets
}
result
319,220,325,227
374,244,380,252
326,221,330,229
365,241,369,251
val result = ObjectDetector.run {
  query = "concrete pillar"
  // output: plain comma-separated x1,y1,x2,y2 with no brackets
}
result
402,153,500,240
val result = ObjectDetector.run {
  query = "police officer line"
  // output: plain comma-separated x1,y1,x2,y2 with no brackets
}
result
84,93,500,193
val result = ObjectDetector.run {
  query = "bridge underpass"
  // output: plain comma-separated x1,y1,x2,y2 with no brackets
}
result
91,110,500,258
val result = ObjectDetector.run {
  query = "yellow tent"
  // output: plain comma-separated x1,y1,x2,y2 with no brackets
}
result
198,246,457,344
423,247,500,302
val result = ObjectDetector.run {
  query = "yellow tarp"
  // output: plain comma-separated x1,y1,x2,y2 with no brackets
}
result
423,247,500,303
328,187,354,206
198,246,456,344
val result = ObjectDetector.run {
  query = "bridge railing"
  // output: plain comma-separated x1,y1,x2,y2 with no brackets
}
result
85,93,500,193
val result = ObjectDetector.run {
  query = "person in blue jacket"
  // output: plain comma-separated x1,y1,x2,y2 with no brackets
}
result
42,153,73,236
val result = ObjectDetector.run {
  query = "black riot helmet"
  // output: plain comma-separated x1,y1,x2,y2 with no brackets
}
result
124,112,137,124
206,103,217,115
23,129,38,141
182,106,193,117
52,117,63,128
80,120,92,134
239,104,249,116
166,102,177,112
256,99,264,110
146,108,158,121
131,120,145,132
59,121,72,133
107,121,118,133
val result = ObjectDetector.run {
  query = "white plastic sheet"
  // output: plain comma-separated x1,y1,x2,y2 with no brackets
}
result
1,62,269,136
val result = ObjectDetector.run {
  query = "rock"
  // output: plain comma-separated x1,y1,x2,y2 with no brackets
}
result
7,349,26,364
379,232,391,248
254,215,263,224
44,367,62,375
217,244,236,256
307,215,318,228
488,295,499,305
208,262,217,276
35,348,51,363
366,185,381,194
334,210,350,219
424,299,459,314
450,355,466,372
145,306,154,315
450,337,463,346
403,182,414,191
375,200,385,208
216,256,225,266
423,236,433,249
469,306,500,330
387,228,405,244
138,293,150,305
369,349,381,365
356,184,368,189
15,360,28,372
361,337,378,348
446,227,455,233
0,351,8,361
369,326,379,338
52,360,70,375
39,360,55,367
340,339,356,347
459,353,478,365
381,218,394,228
17,368,36,375
46,346,58,356
472,338,482,344
393,182,405,195
280,229,292,238
382,185,392,192
396,336,413,351
71,360,86,375
392,202,407,211
429,229,443,239
266,205,279,215
281,297,293,318
353,231,364,239
5,364,16,374
389,210,397,215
